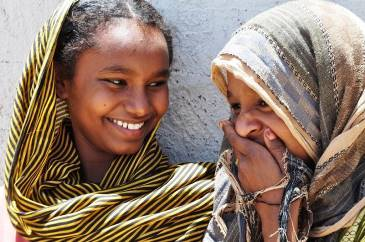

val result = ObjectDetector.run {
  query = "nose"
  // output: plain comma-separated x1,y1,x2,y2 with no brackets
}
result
125,87,152,118
234,111,263,138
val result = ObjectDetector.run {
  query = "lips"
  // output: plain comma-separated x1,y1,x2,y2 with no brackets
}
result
108,118,145,130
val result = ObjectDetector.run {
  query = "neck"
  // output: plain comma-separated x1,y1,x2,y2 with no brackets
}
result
80,155,113,184
71,128,115,184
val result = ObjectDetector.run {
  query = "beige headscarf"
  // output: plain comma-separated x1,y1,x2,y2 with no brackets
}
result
212,0,365,240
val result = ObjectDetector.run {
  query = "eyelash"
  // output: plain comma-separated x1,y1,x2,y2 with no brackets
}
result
103,79,127,86
148,80,167,87
102,79,167,88
230,100,269,112
258,100,268,107
231,103,241,110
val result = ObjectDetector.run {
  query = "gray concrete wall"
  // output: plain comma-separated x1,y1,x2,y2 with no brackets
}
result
1,0,365,182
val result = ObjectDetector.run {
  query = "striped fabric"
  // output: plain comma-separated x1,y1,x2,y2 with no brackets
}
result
4,0,215,241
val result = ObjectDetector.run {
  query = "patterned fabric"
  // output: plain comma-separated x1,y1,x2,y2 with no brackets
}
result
210,0,365,241
203,158,241,242
278,153,313,241
4,0,215,241
340,208,365,242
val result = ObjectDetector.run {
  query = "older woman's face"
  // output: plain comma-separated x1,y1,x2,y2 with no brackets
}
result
226,70,310,161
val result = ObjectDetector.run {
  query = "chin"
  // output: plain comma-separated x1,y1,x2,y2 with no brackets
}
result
111,142,144,155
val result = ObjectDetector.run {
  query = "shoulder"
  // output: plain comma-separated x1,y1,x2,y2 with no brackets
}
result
0,186,28,242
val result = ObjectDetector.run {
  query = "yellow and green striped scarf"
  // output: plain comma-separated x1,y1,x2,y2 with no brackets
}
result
4,0,215,241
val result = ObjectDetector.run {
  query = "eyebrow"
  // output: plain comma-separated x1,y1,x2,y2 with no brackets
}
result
100,65,135,74
227,90,232,98
155,69,171,78
100,65,170,78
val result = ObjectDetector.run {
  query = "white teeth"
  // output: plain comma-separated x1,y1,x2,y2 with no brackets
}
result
111,119,144,130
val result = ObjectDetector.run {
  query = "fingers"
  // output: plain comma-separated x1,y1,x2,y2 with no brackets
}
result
263,128,286,172
219,120,239,148
219,120,287,172
219,120,261,155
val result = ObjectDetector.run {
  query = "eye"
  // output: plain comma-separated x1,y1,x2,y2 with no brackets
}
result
257,99,273,112
148,80,167,88
109,79,127,86
230,103,241,111
99,78,127,86
258,100,268,107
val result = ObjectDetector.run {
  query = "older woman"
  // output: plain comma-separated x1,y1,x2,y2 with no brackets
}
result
205,0,365,241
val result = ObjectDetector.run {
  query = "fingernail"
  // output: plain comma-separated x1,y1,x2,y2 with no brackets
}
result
265,128,276,140
218,121,223,129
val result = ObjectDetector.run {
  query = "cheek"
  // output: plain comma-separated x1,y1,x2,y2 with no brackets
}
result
259,112,310,160
69,86,117,117
264,113,291,139
151,88,169,118
91,92,119,113
262,113,293,145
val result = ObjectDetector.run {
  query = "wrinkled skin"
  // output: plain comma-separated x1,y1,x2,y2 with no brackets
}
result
220,69,309,241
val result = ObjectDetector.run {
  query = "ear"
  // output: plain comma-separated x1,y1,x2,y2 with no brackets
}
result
55,64,70,99
56,78,69,99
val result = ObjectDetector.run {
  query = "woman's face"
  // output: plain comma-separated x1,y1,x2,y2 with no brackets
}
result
226,69,310,161
57,19,170,158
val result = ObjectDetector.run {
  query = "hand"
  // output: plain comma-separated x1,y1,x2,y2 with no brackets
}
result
220,120,287,204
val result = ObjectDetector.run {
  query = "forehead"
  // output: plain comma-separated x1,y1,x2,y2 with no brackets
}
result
226,71,260,101
73,18,169,78
95,18,168,54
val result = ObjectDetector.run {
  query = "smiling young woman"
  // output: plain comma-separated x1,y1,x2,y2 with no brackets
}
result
55,18,171,183
2,0,215,241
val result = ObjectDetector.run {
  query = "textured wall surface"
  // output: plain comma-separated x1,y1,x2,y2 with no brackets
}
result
1,0,365,182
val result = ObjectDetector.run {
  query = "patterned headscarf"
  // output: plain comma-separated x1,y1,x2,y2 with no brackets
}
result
211,0,365,240
4,0,214,241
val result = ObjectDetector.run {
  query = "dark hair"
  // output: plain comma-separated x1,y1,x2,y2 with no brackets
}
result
54,0,173,80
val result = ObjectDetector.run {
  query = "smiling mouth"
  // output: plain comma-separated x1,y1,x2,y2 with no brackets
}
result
108,118,145,130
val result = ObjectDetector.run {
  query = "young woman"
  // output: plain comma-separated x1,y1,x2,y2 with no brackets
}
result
205,0,365,241
2,0,214,241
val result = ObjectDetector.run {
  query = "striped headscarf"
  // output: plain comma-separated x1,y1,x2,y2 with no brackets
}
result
211,0,365,241
4,0,214,241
